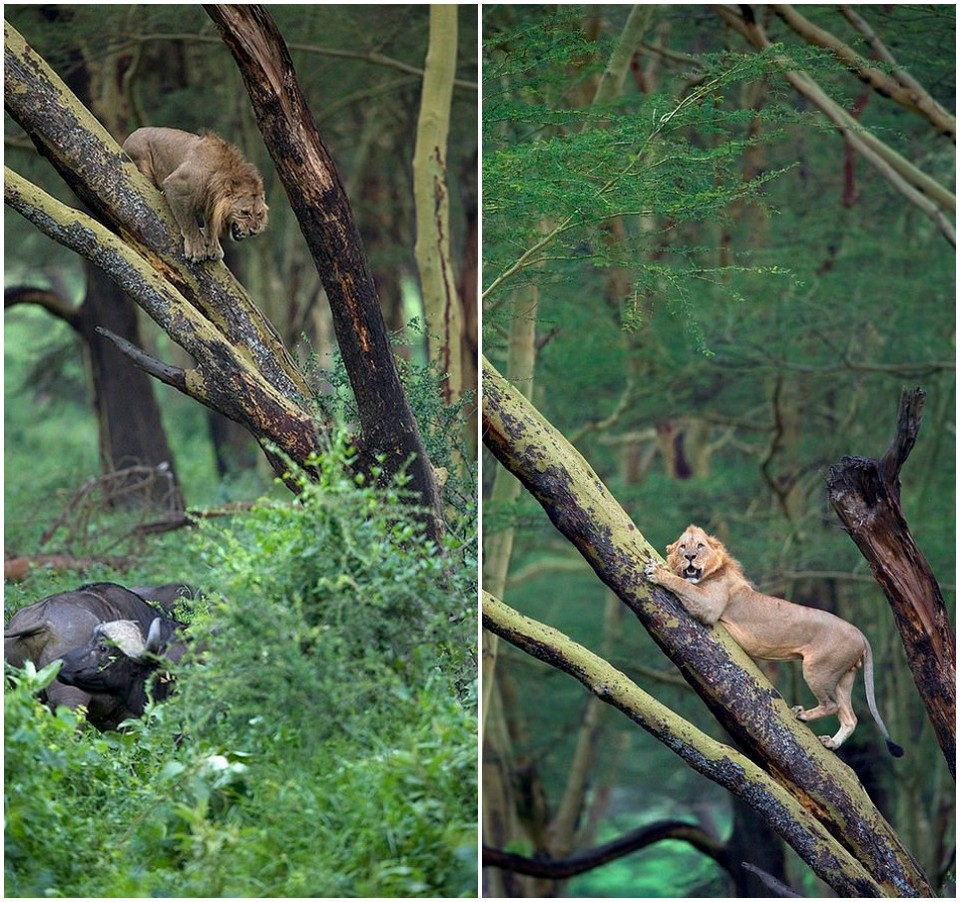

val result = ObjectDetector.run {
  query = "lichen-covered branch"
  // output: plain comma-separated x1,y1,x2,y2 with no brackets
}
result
3,20,308,404
482,591,882,895
4,167,324,467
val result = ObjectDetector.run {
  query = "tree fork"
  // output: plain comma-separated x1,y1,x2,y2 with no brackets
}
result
482,356,932,895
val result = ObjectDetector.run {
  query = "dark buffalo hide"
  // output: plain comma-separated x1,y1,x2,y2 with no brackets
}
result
4,582,185,731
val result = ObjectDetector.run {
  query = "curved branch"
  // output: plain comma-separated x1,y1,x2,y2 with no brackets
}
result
4,286,82,330
483,820,730,878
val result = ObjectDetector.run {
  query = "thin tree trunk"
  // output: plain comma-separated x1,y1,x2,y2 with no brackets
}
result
481,282,541,897
414,4,463,406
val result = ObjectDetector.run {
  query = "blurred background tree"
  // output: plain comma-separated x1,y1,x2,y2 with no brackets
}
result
481,4,953,897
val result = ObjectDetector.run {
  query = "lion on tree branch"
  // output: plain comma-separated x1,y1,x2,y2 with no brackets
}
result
123,126,268,263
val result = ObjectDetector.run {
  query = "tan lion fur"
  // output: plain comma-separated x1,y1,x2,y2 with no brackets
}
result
123,127,268,262
644,524,902,755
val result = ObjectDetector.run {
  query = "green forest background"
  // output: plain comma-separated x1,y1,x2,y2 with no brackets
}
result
5,5,477,897
481,5,954,898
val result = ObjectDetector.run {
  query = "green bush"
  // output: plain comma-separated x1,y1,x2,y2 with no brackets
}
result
4,439,478,897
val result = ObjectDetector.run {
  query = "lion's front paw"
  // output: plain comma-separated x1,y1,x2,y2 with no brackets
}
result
791,705,807,721
183,236,223,263
644,560,666,584
818,735,838,750
182,235,208,262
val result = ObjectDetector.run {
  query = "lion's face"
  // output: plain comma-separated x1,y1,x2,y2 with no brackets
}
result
665,525,728,584
226,191,269,242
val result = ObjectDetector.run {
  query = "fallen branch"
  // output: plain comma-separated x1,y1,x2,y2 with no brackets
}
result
483,819,729,879
4,554,130,582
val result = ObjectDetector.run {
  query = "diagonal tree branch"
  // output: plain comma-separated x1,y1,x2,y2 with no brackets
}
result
482,591,882,895
4,167,323,465
771,4,955,141
710,5,955,245
3,19,308,404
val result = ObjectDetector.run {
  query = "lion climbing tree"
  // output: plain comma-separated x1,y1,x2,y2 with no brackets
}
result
481,357,937,897
3,10,442,539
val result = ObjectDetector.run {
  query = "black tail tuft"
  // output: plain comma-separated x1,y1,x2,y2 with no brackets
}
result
887,739,905,758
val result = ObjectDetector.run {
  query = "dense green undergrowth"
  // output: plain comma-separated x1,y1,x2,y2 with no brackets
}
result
4,440,478,897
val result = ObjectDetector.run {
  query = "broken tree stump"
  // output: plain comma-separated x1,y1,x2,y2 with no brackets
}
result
826,387,955,778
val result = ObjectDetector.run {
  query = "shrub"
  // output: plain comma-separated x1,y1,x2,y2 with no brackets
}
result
4,438,477,897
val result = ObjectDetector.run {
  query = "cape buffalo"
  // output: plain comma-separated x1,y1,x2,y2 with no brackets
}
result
4,582,184,731
57,617,184,730
131,583,198,617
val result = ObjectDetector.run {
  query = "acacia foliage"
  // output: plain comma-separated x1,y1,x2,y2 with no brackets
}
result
483,8,792,311
4,438,477,898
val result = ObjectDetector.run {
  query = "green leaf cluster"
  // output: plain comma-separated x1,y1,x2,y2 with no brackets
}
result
483,23,795,309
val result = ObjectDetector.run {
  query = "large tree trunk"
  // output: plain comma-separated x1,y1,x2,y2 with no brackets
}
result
81,267,183,510
204,5,442,533
481,355,933,896
5,15,442,539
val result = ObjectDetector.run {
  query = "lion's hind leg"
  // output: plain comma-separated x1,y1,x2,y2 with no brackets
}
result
794,663,858,751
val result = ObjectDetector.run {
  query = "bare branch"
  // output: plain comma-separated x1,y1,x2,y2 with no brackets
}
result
95,327,186,393
484,819,729,878
4,286,82,330
771,4,955,140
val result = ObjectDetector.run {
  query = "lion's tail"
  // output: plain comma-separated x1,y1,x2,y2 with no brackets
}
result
863,639,904,757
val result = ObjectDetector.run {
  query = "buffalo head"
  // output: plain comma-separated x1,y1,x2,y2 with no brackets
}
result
58,617,182,730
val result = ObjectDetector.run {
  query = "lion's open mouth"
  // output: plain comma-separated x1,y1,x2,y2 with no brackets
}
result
682,565,703,583
230,223,247,242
